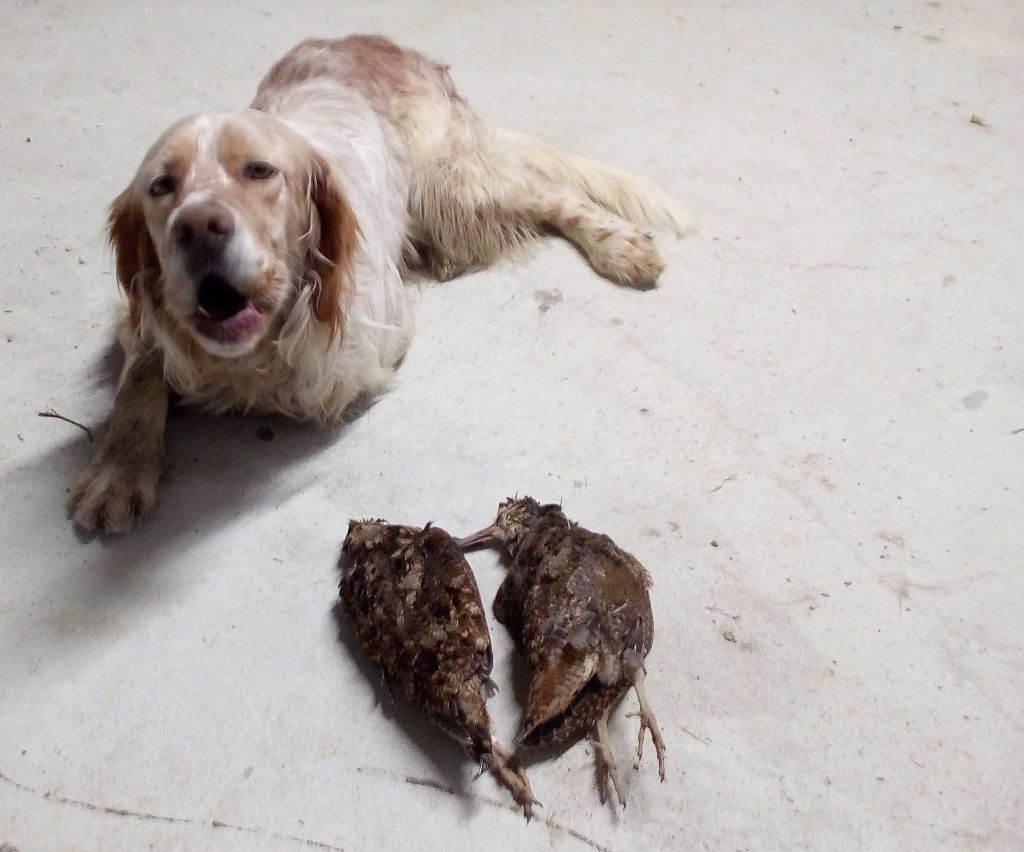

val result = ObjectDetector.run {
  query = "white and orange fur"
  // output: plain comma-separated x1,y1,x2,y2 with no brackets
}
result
72,35,693,533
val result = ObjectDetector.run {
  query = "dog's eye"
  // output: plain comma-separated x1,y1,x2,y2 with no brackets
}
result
149,174,176,197
244,160,279,180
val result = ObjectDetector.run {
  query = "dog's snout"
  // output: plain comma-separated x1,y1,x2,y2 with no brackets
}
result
173,200,236,250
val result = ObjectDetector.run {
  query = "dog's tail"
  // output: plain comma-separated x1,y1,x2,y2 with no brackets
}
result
499,129,696,237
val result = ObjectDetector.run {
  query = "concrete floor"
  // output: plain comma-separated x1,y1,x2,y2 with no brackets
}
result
2,1,1022,850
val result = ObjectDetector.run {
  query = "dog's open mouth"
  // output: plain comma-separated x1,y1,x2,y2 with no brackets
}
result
193,273,262,344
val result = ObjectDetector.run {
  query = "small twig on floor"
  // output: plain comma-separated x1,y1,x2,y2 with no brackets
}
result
1011,427,1024,435
38,408,93,441
705,605,740,621
681,726,712,745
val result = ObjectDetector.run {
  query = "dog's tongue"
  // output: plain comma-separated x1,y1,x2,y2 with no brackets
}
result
193,301,261,344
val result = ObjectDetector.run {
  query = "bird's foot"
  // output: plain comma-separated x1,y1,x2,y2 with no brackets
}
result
592,712,627,807
487,740,539,819
628,666,666,781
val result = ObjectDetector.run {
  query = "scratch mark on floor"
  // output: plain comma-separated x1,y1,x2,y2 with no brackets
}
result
715,244,871,273
0,768,344,851
779,775,795,804
356,766,611,852
708,474,737,494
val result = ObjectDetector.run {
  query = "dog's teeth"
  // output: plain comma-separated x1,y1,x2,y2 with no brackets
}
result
197,306,212,318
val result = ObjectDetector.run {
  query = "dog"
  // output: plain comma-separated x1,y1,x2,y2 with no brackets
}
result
71,35,693,534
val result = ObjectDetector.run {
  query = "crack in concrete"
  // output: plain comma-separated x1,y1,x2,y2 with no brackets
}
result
356,766,612,852
0,768,344,851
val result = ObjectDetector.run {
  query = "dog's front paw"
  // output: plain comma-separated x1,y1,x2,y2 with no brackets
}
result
589,228,666,289
70,456,160,534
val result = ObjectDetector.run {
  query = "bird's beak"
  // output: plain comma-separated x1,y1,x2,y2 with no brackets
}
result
457,524,501,549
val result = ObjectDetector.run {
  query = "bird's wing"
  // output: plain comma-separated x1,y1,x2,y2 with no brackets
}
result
519,647,598,742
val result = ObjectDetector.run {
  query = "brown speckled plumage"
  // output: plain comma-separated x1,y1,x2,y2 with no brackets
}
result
339,519,536,816
460,497,666,807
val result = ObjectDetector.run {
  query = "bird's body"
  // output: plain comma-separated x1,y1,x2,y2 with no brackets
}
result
339,520,535,815
460,498,666,806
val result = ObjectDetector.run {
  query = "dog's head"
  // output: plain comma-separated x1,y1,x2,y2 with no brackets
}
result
108,110,357,356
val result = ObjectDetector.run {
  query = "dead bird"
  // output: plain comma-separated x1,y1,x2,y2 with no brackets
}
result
459,497,666,807
339,519,537,816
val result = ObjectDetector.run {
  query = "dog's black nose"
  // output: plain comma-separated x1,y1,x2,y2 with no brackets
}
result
173,200,235,250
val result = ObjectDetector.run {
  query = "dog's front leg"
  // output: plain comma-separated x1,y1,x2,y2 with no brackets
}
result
71,346,168,534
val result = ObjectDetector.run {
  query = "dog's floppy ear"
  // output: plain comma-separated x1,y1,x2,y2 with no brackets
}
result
306,154,359,340
108,187,159,331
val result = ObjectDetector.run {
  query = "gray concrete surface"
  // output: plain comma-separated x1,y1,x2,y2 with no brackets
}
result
1,1,1022,850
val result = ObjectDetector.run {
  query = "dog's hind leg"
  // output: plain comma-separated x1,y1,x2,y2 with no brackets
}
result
408,150,668,287
405,93,691,285
529,187,667,288
406,121,541,280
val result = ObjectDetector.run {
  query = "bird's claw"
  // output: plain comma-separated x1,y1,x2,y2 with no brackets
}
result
631,668,667,782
